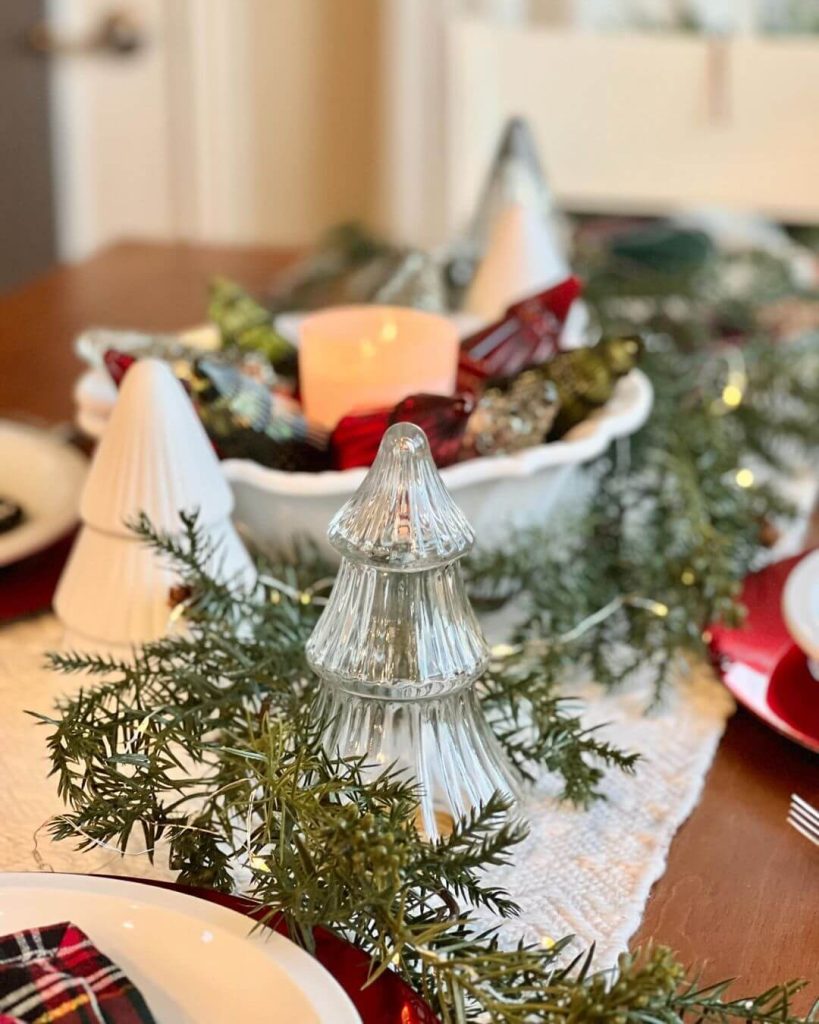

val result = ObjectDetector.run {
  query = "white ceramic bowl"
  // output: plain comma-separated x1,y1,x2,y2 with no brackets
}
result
225,368,653,557
73,336,652,557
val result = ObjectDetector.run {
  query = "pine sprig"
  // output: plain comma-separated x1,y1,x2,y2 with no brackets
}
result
35,508,816,1022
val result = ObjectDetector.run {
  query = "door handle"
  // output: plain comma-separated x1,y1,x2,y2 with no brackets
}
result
27,10,147,58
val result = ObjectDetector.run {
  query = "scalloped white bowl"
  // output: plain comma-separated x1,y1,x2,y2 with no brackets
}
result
224,368,652,557
74,362,652,557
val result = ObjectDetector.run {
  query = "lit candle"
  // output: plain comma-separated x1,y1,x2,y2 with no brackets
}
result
299,305,459,430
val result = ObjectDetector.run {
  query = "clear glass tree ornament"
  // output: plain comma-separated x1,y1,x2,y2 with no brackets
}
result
306,421,519,839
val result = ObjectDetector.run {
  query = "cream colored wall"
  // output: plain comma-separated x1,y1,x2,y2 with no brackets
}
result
196,0,385,246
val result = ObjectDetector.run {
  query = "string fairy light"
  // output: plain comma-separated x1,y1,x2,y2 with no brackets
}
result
491,593,672,661
709,347,748,417
257,572,336,607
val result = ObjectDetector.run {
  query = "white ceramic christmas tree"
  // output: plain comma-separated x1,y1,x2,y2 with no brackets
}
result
465,200,569,323
55,358,253,655
307,422,518,839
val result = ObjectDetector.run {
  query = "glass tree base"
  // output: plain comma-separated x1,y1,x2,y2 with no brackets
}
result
317,682,520,840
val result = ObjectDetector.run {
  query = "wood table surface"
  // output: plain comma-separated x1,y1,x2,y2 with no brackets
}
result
1,242,817,1007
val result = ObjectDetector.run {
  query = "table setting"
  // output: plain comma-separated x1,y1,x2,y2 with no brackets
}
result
0,118,818,1023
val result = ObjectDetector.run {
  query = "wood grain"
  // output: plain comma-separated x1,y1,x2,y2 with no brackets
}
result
0,241,297,422
1,242,817,1007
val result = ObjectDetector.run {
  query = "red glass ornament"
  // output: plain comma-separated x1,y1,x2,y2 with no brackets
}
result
103,348,137,387
458,276,582,392
331,408,392,470
392,393,473,468
331,394,474,471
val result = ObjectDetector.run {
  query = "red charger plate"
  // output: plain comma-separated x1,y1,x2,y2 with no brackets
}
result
0,530,76,623
709,552,819,754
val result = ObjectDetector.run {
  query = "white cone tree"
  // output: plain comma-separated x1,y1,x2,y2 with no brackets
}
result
307,422,518,839
465,199,570,323
55,358,253,655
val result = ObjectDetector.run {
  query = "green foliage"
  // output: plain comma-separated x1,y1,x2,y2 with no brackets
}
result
37,244,819,1021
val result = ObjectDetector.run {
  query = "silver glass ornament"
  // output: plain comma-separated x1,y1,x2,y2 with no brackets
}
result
306,422,518,839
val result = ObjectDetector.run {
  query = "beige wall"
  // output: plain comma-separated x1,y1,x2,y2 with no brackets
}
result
235,0,385,244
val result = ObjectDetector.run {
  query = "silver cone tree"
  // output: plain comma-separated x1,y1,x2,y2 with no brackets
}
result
306,422,518,839
448,115,569,294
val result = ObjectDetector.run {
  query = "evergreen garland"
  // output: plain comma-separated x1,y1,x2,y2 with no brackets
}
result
36,242,819,1022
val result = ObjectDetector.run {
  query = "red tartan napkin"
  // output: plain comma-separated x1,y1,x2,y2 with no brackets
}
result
0,922,156,1024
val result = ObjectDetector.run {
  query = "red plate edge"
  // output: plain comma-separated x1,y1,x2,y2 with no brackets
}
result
104,875,440,1024
709,552,819,755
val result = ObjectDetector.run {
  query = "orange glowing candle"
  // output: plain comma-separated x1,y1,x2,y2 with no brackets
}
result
299,305,459,430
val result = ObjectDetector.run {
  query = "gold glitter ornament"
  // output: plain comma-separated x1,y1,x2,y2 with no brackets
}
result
463,371,559,456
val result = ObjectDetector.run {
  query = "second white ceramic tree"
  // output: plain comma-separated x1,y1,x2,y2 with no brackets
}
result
55,358,253,656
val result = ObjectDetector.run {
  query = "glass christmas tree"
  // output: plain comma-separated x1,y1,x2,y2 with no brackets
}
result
307,422,518,839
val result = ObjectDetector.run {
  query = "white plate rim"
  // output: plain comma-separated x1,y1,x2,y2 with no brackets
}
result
0,422,87,567
0,872,361,1024
781,549,819,661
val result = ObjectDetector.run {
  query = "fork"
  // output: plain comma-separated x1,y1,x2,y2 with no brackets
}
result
787,794,819,848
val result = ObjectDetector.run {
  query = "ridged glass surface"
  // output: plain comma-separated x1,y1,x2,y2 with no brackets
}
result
309,421,518,839
328,423,475,570
317,685,519,840
307,561,487,698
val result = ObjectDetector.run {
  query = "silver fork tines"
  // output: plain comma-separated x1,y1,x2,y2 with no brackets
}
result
787,794,819,848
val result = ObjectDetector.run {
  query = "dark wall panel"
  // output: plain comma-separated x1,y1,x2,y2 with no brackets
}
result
0,0,56,294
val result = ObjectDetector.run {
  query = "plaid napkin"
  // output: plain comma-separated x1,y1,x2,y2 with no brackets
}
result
0,922,156,1024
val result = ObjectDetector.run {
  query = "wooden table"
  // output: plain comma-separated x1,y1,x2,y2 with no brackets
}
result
1,242,817,1007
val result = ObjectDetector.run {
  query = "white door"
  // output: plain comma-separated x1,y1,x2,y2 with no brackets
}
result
45,0,177,260
43,0,384,261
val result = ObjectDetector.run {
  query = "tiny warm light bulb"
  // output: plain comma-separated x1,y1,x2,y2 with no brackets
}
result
651,601,670,618
681,569,696,585
721,383,743,408
491,642,519,659
735,467,755,488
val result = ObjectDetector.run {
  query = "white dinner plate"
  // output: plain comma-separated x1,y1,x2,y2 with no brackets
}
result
0,422,87,567
0,874,361,1024
781,548,819,663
